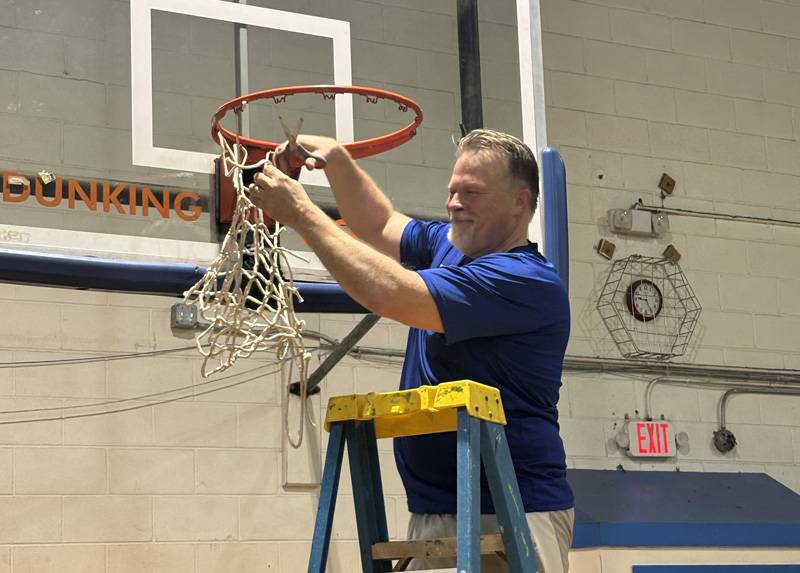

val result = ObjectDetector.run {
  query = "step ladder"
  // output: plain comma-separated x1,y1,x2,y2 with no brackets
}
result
307,380,538,572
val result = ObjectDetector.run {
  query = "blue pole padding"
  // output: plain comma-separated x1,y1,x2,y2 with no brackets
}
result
0,248,205,295
541,147,569,291
0,248,368,313
293,282,368,314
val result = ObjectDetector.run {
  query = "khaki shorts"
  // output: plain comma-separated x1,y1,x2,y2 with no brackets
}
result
405,508,574,572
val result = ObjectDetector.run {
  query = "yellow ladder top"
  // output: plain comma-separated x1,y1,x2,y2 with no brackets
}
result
324,380,506,439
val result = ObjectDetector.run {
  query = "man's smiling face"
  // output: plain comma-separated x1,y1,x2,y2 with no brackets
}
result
446,150,529,258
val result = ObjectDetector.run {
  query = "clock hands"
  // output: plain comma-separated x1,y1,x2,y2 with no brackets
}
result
635,294,656,316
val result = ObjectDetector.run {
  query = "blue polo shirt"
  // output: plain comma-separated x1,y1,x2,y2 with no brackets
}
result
395,219,573,514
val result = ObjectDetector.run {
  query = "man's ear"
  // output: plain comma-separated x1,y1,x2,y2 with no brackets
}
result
515,187,532,214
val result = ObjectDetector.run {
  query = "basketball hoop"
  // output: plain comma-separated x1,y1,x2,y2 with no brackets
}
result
212,84,423,161
213,85,423,224
184,85,422,448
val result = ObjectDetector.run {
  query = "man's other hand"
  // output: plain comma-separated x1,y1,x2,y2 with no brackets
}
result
274,135,345,174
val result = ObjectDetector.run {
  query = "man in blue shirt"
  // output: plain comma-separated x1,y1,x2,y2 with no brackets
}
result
250,129,574,572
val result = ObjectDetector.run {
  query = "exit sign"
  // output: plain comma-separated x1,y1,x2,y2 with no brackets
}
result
628,420,676,457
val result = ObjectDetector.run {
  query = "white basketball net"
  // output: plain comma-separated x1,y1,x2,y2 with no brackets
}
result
183,133,311,447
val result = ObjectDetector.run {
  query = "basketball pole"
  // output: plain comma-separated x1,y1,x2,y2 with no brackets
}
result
457,0,483,133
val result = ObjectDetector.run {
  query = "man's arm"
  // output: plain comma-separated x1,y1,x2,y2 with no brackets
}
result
291,137,410,261
251,164,443,332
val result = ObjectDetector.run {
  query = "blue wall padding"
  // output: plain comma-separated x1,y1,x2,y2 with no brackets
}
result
292,281,368,313
0,248,367,313
0,248,206,295
568,469,800,548
541,147,569,291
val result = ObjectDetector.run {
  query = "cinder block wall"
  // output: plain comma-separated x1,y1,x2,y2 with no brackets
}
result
1,1,800,572
543,0,800,491
0,284,410,571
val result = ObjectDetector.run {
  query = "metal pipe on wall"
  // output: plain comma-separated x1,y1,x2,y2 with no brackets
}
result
564,355,800,385
719,387,800,429
714,387,800,453
633,202,800,229
305,342,800,387
643,376,800,421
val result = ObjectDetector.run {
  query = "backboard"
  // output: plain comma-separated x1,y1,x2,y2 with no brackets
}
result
0,0,547,285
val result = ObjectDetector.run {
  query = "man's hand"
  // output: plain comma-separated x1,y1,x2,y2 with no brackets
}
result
274,135,346,174
249,163,313,228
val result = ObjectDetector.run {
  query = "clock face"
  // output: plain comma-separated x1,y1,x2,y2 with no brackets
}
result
625,279,663,322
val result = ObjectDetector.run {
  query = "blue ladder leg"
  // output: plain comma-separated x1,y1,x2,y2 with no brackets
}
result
457,408,481,572
480,420,537,572
346,420,392,573
308,421,346,573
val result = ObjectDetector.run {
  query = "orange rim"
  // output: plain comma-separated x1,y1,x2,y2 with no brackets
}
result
211,85,423,159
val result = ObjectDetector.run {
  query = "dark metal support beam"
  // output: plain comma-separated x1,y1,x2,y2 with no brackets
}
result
457,0,483,133
289,313,381,395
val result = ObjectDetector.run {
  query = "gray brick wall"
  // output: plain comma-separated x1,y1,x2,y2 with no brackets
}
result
546,0,800,500
1,1,799,571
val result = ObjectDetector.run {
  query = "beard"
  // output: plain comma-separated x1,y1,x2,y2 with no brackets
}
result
447,221,474,255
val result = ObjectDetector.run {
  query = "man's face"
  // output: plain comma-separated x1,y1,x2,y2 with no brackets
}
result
446,150,527,258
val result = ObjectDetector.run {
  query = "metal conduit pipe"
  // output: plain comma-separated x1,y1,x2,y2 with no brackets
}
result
304,341,800,381
303,330,339,347
333,348,800,385
301,336,800,458
306,340,800,456
562,355,800,384
298,336,800,401
643,376,800,421
290,314,382,396
719,387,800,430
633,202,800,229
712,387,800,453
316,345,800,383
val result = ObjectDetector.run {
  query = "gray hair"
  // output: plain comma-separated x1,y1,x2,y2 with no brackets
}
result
456,129,539,213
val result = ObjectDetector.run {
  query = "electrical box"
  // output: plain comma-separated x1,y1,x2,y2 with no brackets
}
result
608,209,670,238
170,302,198,329
652,212,670,235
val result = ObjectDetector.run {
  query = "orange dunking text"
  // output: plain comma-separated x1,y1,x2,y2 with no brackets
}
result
2,171,203,222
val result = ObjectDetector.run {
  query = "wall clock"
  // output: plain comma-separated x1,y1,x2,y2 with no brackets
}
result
625,278,663,322
596,255,701,360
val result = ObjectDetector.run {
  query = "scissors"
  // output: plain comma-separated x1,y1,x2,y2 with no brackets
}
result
274,116,327,179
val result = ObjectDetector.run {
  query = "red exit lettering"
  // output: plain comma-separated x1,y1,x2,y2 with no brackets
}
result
629,421,675,457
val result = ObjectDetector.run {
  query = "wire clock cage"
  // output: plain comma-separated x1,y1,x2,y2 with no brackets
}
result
596,255,702,360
